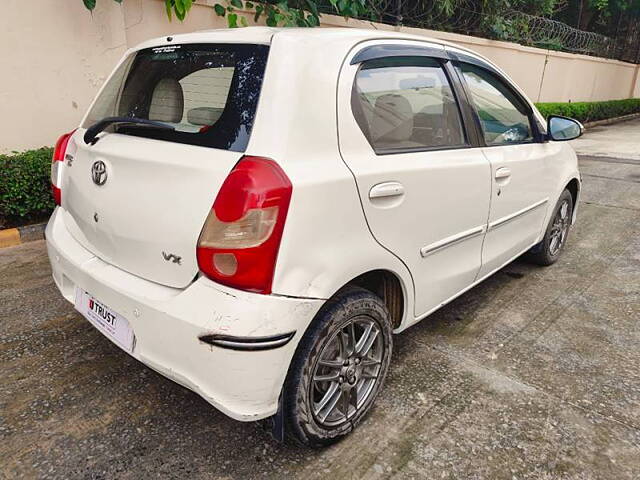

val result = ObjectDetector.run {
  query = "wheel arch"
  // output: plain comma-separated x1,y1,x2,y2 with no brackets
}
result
564,176,581,224
329,269,408,331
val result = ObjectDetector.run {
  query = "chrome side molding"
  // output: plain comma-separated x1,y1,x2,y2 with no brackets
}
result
419,198,549,258
420,225,486,258
488,198,548,231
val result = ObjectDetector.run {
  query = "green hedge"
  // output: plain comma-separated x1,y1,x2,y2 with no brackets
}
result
535,98,640,123
0,147,54,227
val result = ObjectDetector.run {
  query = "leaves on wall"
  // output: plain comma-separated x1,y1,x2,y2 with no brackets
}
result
80,0,371,27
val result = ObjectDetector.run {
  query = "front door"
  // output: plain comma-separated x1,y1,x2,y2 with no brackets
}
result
455,61,553,278
337,42,492,319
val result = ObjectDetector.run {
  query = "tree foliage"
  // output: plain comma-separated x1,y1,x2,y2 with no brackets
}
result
81,0,372,26
81,0,640,29
80,0,640,61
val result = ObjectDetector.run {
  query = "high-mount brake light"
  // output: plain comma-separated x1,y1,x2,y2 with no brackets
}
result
196,156,292,294
51,130,76,206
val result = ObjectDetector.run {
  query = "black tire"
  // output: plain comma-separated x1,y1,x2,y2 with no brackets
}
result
283,286,393,447
526,189,573,266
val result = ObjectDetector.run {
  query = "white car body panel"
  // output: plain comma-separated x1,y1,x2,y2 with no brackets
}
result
63,133,241,287
46,27,580,422
336,39,492,318
247,32,414,310
478,143,553,278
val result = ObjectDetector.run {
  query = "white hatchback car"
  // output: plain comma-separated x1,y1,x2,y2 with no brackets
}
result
47,27,582,447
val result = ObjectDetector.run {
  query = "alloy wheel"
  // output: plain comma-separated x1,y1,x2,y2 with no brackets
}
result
310,316,384,427
549,199,570,256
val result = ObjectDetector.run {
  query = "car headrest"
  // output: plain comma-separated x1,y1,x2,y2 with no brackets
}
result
149,78,184,123
370,94,413,143
187,107,224,126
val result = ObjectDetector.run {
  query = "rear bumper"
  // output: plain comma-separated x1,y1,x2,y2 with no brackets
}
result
45,208,323,421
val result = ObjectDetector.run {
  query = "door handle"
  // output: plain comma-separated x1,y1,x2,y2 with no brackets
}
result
369,181,405,199
495,167,511,180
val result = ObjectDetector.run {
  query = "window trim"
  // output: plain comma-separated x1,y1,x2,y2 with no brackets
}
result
374,143,480,156
453,60,546,146
350,55,474,156
442,60,484,147
351,44,449,65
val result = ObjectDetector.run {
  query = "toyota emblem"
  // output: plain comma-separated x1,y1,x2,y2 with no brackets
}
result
91,160,107,186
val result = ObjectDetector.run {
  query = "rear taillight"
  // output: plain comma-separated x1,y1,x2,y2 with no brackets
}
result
51,130,75,206
197,156,292,294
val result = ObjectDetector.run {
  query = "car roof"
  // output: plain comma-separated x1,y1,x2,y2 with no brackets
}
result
129,26,519,111
132,26,482,60
123,27,544,164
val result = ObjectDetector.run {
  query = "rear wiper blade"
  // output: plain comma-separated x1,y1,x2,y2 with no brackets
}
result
84,116,174,145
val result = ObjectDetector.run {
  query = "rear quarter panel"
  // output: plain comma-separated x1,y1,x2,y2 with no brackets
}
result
246,32,415,329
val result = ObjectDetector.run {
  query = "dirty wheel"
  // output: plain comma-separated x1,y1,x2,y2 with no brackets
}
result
527,189,573,266
283,287,392,447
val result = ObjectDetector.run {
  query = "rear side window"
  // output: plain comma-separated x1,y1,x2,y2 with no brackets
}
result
352,57,466,154
457,63,533,146
83,44,269,152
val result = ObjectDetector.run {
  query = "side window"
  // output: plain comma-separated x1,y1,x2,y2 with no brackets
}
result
352,57,466,153
458,63,533,146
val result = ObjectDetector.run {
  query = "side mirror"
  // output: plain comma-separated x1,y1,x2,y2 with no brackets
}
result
547,115,584,141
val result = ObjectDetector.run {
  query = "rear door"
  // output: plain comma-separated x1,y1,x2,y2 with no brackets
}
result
61,43,269,288
337,42,492,318
454,60,553,278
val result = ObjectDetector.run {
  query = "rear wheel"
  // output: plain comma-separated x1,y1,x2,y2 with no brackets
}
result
527,189,573,266
283,287,392,447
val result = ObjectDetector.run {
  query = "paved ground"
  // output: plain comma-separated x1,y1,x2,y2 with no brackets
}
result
570,117,640,160
2,120,640,479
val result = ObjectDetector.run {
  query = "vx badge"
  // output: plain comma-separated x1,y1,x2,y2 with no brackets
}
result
162,252,182,265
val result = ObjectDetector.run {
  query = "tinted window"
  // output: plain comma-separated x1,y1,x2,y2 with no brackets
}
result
83,44,269,152
458,63,533,146
178,67,234,131
352,57,465,153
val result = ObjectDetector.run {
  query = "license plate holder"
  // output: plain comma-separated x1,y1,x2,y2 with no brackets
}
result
74,289,135,353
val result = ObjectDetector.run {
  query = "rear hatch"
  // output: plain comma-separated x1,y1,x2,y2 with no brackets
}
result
62,42,269,288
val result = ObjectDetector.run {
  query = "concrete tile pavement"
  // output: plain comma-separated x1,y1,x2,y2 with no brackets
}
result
571,117,640,161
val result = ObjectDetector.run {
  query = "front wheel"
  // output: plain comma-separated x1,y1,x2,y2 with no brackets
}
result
527,189,573,266
283,287,393,447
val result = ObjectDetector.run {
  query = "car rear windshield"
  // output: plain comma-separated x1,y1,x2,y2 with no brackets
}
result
83,43,269,152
